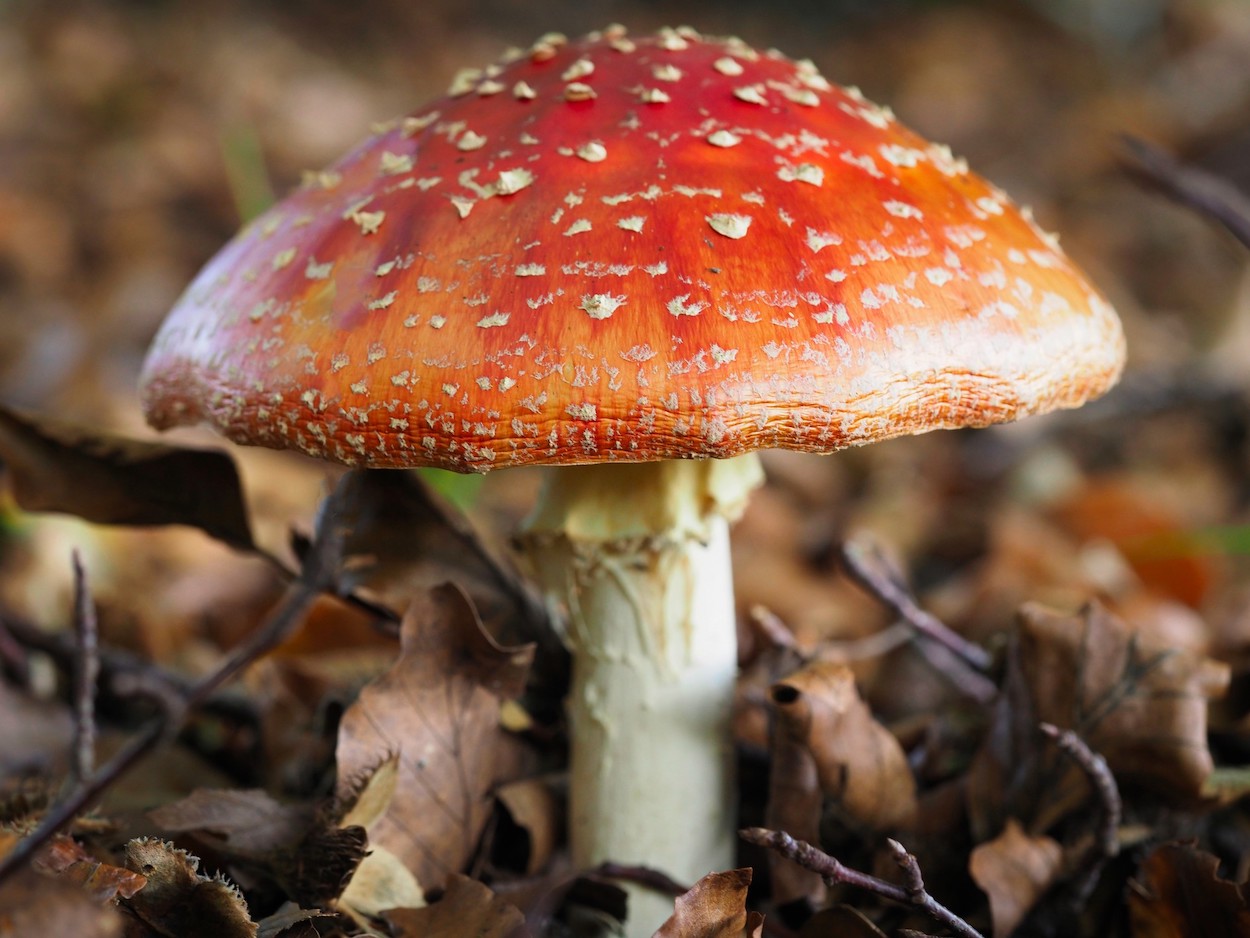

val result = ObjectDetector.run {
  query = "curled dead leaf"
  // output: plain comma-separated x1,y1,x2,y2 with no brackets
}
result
653,868,763,938
0,403,254,550
1128,842,1250,937
33,834,147,903
120,837,256,938
384,873,529,938
333,584,535,893
969,818,1063,938
770,661,917,831
968,601,1230,840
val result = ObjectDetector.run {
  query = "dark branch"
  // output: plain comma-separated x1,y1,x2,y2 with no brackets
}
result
1121,135,1250,251
741,827,985,938
839,536,996,702
70,550,99,786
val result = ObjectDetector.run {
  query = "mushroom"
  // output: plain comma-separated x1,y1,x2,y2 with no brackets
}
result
139,25,1124,934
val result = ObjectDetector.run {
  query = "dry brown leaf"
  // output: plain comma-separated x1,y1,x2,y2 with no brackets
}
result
1128,842,1250,937
384,873,530,938
119,838,257,938
0,866,123,937
33,834,148,903
771,661,918,831
968,602,1230,839
969,819,1064,938
334,583,535,893
653,868,763,938
330,469,564,690
0,404,254,550
494,776,562,876
149,788,366,908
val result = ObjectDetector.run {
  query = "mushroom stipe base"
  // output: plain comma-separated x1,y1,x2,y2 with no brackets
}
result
521,454,763,935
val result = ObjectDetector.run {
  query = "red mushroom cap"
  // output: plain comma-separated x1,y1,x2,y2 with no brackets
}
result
140,26,1124,472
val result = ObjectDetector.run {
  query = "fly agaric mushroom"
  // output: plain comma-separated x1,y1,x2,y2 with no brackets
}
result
140,25,1124,934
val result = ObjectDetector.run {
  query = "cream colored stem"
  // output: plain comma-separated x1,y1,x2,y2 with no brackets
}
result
521,455,763,937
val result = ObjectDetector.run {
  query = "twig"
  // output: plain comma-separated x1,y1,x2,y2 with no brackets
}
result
839,537,996,703
70,550,99,785
1039,723,1120,903
1121,135,1250,251
0,478,352,888
594,861,688,897
741,827,985,938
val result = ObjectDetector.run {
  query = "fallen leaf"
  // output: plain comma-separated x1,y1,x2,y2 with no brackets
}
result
119,837,257,938
333,584,535,892
493,776,563,875
770,661,918,831
1128,842,1250,937
969,819,1064,938
968,602,1230,840
0,404,254,550
653,868,763,938
256,904,342,938
336,755,426,923
33,834,148,903
384,873,530,937
329,469,564,691
0,866,123,937
149,788,367,908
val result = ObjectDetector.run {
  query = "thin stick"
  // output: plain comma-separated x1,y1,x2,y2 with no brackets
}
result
0,564,325,887
740,827,985,938
1039,722,1121,904
1121,136,1250,251
839,538,996,704
70,550,99,785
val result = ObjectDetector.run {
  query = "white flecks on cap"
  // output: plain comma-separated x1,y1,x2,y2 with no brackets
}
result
707,213,752,239
565,83,597,101
477,311,510,328
617,215,645,232
350,210,385,234
457,130,488,151
450,196,475,218
884,200,923,219
271,247,296,270
713,56,744,76
496,168,535,194
513,81,537,100
879,144,924,167
477,79,505,96
610,36,636,53
562,57,595,81
516,263,547,276
580,293,627,319
639,87,672,104
566,402,598,420
805,228,842,253
653,63,683,82
301,169,342,190
778,162,823,186
400,112,440,137
447,68,483,96
707,130,742,148
368,291,398,310
656,27,689,51
430,315,447,328
564,219,593,236
668,294,708,317
305,257,333,280
379,150,414,176
576,141,608,162
733,85,768,105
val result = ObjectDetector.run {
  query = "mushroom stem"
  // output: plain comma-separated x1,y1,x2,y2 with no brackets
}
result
522,453,764,935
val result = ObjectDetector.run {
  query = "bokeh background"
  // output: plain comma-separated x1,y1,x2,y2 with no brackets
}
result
3,0,1250,666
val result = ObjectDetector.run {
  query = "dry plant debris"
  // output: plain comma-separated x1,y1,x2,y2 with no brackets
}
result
6,3,1250,937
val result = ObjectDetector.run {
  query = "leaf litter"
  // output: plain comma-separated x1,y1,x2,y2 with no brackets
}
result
8,3,1250,937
